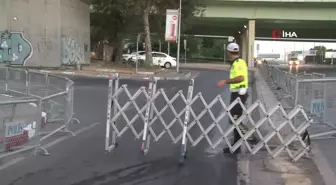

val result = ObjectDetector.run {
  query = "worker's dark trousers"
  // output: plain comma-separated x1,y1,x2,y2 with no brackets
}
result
229,92,248,145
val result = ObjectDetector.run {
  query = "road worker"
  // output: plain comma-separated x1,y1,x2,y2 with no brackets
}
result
216,42,255,154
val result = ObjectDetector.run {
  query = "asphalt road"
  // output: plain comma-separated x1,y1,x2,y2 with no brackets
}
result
0,69,248,185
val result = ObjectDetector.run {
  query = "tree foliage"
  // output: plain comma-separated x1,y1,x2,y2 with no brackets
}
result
310,45,327,55
90,0,205,63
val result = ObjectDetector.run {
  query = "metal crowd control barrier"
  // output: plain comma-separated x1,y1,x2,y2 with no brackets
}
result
105,74,313,164
294,78,336,140
0,99,47,159
265,65,325,100
261,64,336,141
0,67,79,159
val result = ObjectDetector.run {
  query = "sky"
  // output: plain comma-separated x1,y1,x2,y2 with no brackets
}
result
255,41,336,58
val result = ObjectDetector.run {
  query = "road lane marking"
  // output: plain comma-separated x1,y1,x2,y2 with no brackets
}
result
0,122,101,171
0,157,25,171
43,122,100,148
237,154,250,185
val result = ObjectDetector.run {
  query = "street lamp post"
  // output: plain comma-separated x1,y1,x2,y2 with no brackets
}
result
136,33,141,73
176,0,182,73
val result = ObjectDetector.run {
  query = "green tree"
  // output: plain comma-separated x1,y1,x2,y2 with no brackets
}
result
90,0,144,62
310,45,327,55
132,0,205,65
90,0,205,64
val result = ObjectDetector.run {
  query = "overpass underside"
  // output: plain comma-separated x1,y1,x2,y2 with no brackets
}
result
188,1,336,67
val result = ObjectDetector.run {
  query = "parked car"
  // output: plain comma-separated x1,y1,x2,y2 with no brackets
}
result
122,51,145,62
0,94,47,151
130,52,176,69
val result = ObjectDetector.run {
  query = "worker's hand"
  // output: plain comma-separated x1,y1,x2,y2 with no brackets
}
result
216,80,227,88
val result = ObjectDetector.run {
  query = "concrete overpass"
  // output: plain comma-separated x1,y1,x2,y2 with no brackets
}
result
0,0,90,67
188,0,336,67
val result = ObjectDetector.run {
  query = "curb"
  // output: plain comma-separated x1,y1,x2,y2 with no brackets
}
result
94,69,156,75
180,66,231,72
34,70,191,81
269,64,336,70
180,66,258,72
311,142,336,185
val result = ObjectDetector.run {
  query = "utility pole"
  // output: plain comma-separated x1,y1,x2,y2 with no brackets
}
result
176,0,182,73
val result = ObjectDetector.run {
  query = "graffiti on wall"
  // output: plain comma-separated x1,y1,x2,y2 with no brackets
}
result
0,30,33,65
61,37,84,65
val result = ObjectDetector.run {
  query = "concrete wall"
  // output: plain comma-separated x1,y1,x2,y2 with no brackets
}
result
60,0,90,66
0,0,90,67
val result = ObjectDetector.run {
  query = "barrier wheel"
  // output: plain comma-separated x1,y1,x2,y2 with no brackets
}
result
178,157,185,166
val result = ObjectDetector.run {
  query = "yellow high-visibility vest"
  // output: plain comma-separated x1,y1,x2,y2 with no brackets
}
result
229,58,248,91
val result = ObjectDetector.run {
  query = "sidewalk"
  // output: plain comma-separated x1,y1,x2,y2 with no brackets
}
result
179,63,231,70
311,140,336,185
31,66,196,80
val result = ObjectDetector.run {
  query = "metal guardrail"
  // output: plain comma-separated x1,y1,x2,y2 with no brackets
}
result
0,67,79,160
261,64,336,140
264,65,325,100
105,74,312,164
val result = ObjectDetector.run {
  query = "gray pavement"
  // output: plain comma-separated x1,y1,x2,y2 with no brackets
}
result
0,69,242,185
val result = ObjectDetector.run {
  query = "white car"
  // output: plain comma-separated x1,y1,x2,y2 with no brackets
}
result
131,52,176,69
122,51,145,62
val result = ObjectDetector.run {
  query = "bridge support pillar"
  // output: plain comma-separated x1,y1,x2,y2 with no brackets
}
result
247,20,255,68
241,30,248,62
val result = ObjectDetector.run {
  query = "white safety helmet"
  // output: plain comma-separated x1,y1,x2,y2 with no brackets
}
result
227,43,240,52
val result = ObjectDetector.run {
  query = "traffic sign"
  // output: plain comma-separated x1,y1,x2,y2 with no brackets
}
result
165,9,179,42
309,50,317,55
291,51,302,55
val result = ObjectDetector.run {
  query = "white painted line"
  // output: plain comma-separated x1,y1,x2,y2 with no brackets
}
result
39,70,51,73
43,122,100,148
96,75,109,78
237,154,250,185
0,157,26,171
62,71,75,75
137,71,155,75
0,122,100,171
192,72,200,79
